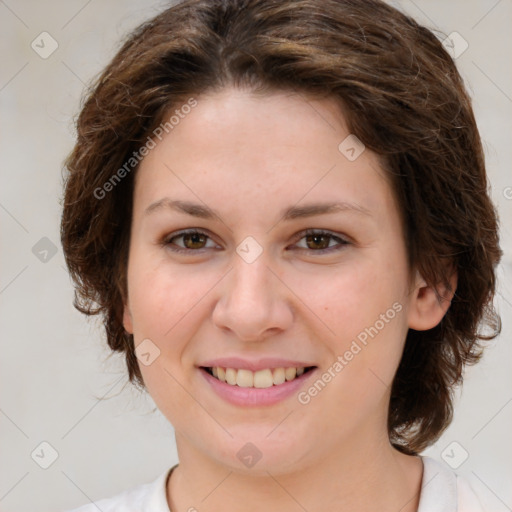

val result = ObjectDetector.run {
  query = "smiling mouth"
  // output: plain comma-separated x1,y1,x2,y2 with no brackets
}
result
201,366,317,388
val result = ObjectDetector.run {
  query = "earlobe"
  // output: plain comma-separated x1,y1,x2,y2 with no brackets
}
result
407,269,457,331
123,303,134,334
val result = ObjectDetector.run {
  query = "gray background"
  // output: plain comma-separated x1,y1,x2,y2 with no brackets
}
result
0,1,511,511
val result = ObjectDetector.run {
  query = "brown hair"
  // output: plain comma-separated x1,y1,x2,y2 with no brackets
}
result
60,0,501,455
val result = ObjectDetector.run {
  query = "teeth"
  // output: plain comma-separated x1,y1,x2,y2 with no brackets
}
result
272,367,286,385
253,369,273,388
236,369,253,388
225,368,237,385
208,366,308,387
285,367,297,381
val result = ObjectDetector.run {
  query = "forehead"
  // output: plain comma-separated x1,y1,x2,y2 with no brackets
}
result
133,88,394,222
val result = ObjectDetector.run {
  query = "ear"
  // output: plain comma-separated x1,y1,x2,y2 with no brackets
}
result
123,301,134,334
407,269,457,331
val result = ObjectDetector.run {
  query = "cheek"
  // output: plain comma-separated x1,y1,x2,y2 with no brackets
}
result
127,262,206,418
294,252,409,394
127,257,213,340
303,304,408,439
290,255,405,344
126,259,224,393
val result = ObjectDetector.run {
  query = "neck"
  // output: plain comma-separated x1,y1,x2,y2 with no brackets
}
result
167,430,423,512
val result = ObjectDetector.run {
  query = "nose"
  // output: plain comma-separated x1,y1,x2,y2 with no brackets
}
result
211,255,293,342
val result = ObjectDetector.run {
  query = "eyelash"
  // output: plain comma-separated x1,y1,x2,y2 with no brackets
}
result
161,228,350,255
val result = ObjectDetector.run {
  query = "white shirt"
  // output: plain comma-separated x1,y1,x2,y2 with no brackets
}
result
65,456,486,512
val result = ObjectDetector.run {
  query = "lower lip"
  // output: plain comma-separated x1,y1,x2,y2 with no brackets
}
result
199,368,317,407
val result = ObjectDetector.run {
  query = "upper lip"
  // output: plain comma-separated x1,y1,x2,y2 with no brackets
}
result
199,357,316,372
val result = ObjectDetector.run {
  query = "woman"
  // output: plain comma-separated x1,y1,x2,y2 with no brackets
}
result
61,0,501,510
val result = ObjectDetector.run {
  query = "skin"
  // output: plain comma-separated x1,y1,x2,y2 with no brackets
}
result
123,87,455,512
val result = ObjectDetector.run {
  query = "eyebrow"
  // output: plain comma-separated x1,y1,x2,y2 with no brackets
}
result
144,198,372,221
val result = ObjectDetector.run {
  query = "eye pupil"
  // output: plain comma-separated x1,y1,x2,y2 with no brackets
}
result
184,233,207,249
306,234,330,250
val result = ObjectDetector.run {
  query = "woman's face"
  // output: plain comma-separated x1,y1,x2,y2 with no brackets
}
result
123,87,426,473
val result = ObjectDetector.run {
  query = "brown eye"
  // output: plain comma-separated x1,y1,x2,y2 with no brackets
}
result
305,233,332,250
294,229,350,253
181,232,208,249
164,230,217,253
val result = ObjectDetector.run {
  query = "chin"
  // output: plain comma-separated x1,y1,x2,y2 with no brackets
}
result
201,430,311,476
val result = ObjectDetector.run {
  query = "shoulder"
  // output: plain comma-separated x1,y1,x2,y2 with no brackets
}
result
63,467,174,512
418,456,486,512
